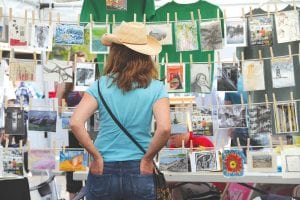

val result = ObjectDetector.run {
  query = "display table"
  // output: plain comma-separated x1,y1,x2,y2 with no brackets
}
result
73,170,300,184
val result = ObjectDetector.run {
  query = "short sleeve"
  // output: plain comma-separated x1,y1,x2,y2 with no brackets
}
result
153,80,168,103
85,80,100,102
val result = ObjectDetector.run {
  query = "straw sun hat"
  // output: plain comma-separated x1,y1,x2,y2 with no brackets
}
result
101,21,162,56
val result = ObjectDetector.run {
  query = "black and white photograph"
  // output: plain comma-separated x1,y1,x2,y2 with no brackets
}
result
218,105,247,128
146,23,173,45
271,57,295,88
282,148,300,178
2,148,23,176
224,18,247,47
4,107,25,135
74,62,96,91
274,102,298,133
158,149,189,172
28,110,57,132
190,151,220,172
275,10,300,43
200,20,223,51
248,104,272,135
171,111,189,134
31,24,53,51
217,62,238,91
190,63,211,93
247,151,277,172
191,108,213,136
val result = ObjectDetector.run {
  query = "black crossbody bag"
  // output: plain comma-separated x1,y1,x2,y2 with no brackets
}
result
97,81,172,200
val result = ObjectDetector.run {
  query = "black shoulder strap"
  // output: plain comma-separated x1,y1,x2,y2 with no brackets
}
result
97,80,146,154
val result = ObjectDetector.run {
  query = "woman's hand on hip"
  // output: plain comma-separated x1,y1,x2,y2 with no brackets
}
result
140,158,154,175
89,156,104,175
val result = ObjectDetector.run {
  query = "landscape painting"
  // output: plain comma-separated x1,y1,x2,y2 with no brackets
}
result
29,149,56,170
28,110,57,132
59,149,88,171
247,151,277,172
90,24,109,54
159,149,189,172
55,24,84,45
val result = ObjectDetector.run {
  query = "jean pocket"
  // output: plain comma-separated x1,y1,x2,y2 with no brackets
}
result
87,172,112,198
130,174,155,199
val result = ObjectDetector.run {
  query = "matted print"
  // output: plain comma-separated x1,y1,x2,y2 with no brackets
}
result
190,150,220,172
61,111,73,129
224,18,247,47
158,149,189,172
249,15,273,46
175,21,198,51
106,0,127,11
200,20,223,51
146,23,172,45
275,10,300,43
217,62,238,91
190,63,211,93
191,107,213,136
218,105,247,128
247,150,277,172
9,18,29,47
165,63,185,93
55,24,84,45
29,149,56,170
59,149,88,171
242,60,265,91
44,61,72,82
221,182,254,200
28,110,57,132
222,149,245,177
274,102,298,133
171,111,188,134
248,104,272,135
9,61,36,81
282,148,300,178
271,57,295,88
90,24,110,54
2,148,23,176
74,62,95,91
31,24,53,51
4,107,25,135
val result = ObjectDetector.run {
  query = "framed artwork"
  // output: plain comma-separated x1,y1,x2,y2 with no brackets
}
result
218,105,247,129
217,62,238,91
222,149,245,177
106,0,127,11
222,182,254,200
190,150,220,172
224,18,247,47
31,23,53,51
248,15,273,46
4,107,25,135
275,10,300,43
242,60,265,91
247,150,277,172
28,110,57,132
59,149,88,171
158,149,189,172
248,104,272,136
9,18,29,47
61,111,73,129
281,148,300,178
74,62,96,91
9,60,36,82
191,107,213,136
175,21,198,51
200,20,223,51
2,148,23,176
170,111,188,134
29,149,56,170
55,23,84,45
190,63,211,93
90,24,110,54
165,63,185,93
274,102,298,133
146,23,173,45
271,56,295,88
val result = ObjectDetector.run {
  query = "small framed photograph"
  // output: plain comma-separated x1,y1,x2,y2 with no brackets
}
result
247,150,277,172
282,148,300,178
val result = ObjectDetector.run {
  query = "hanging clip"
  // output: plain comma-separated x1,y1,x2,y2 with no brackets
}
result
167,13,170,24
288,45,292,61
189,54,193,65
57,12,60,24
25,10,28,25
143,13,146,24
258,50,263,63
90,13,93,29
190,11,194,24
175,12,178,24
179,52,182,66
32,10,35,25
106,14,109,25
247,138,250,152
49,10,52,26
165,52,169,66
9,7,12,22
197,9,202,22
133,13,137,22
265,93,269,109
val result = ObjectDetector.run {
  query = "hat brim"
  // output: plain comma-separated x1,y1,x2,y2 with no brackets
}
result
101,34,162,56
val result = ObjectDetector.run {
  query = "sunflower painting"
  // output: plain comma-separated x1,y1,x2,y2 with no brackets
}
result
222,149,245,177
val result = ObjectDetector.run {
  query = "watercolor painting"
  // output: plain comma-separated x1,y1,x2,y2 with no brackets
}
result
242,60,265,91
275,10,300,43
175,21,198,51
217,62,238,91
159,149,189,172
249,15,273,46
90,24,110,54
224,18,247,47
28,110,57,132
146,23,172,45
200,20,223,51
9,60,36,82
190,63,211,93
61,111,73,129
29,149,56,170
247,150,277,172
59,150,88,171
165,63,185,93
271,56,295,88
55,24,84,45
222,149,245,177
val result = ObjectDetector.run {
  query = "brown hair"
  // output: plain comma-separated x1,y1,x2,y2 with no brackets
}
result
104,43,158,92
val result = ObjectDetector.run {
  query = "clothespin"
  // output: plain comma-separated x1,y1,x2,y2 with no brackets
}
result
74,53,77,66
268,134,273,148
4,96,8,109
5,138,9,149
165,52,168,66
182,139,185,150
20,96,24,110
242,7,245,19
249,6,253,20
9,8,12,22
273,93,280,133
208,53,211,68
27,140,30,153
189,54,193,65
290,91,296,132
77,14,80,26
279,136,283,150
63,145,66,153
19,140,23,151
265,93,269,109
179,52,182,66
143,13,146,24
24,10,28,25
267,5,270,18
67,51,71,66
187,112,192,132
233,52,236,65
167,13,170,24
174,12,178,24
223,9,227,22
90,13,93,29
293,0,297,11
32,10,35,24
241,51,244,64
33,51,37,65
133,13,137,22
241,93,245,106
217,8,220,21
53,98,56,111
217,51,221,66
106,14,109,25
48,10,52,26
270,47,274,61
29,97,32,110
237,137,241,150
190,11,194,24
288,45,292,61
57,12,60,24
61,98,66,112
103,55,107,67
0,7,2,22
258,50,263,63
197,9,202,23
46,51,49,64
247,138,250,152
112,14,116,27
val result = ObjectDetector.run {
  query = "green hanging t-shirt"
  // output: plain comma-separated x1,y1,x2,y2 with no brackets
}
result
148,1,223,92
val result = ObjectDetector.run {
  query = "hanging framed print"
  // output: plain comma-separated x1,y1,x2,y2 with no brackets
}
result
275,10,300,43
175,21,198,51
74,62,96,91
170,111,189,134
2,148,23,176
146,23,173,45
29,149,56,170
271,56,295,88
28,110,57,132
59,149,88,171
9,60,36,82
200,20,223,51
9,18,29,47
5,107,25,135
165,63,185,93
90,24,110,54
191,107,213,136
30,23,53,51
190,63,211,93
224,18,247,47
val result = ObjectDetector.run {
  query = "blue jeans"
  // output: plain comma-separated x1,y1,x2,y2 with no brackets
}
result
86,160,155,200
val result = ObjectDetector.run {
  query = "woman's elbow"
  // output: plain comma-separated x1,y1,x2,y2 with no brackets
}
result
69,117,82,132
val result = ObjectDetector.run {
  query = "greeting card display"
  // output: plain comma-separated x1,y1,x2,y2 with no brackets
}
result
271,57,295,88
217,62,238,91
242,60,265,91
29,149,56,170
2,148,23,176
147,23,173,45
274,102,298,133
190,63,211,93
165,63,185,93
175,21,198,51
190,150,220,172
218,105,247,129
275,10,300,43
224,18,247,47
5,107,25,135
248,104,272,135
55,24,84,45
249,15,273,46
158,149,189,172
59,149,88,171
200,20,223,51
222,149,245,177
191,108,213,136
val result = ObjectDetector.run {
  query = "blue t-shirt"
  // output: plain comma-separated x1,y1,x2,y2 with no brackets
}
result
86,76,168,162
